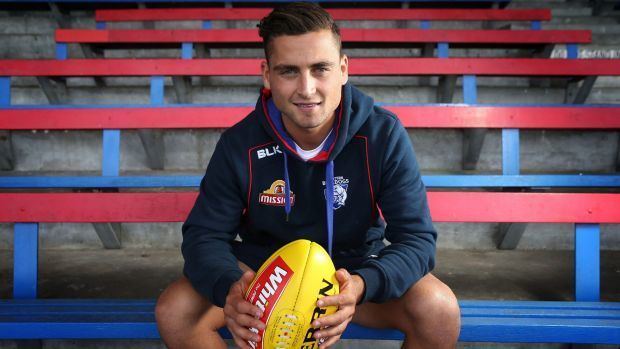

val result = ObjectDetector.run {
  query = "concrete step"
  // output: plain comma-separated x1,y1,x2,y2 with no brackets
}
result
549,15,619,24
1,248,619,301
514,21,620,33
593,33,620,45
551,6,594,16
507,1,593,17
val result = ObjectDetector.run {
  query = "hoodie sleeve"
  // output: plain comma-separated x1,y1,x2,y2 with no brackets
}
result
181,133,245,307
352,119,436,303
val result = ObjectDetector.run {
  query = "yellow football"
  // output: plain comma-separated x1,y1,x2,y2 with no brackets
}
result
244,239,340,349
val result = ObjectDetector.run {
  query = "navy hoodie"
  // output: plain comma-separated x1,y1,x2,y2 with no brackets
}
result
182,83,436,308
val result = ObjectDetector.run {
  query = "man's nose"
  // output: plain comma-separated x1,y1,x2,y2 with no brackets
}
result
297,72,316,98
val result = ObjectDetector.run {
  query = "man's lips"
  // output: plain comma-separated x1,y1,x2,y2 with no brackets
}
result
293,102,322,110
293,102,321,106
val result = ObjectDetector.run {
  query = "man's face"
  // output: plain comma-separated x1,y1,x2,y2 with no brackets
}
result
261,30,348,139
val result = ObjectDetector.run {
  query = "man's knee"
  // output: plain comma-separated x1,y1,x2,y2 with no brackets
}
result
402,274,460,337
155,277,221,331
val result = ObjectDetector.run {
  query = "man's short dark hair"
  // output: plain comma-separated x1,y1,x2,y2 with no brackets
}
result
257,2,341,60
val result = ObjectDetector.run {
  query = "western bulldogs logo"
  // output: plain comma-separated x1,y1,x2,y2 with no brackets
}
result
322,176,349,210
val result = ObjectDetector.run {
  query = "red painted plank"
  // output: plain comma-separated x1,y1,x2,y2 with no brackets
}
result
0,193,196,223
426,192,620,223
2,106,620,130
1,192,618,223
387,106,620,129
1,58,619,77
95,8,551,22
55,28,591,44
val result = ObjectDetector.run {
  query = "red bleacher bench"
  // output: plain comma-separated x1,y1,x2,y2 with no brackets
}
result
0,192,619,344
95,8,552,23
2,57,618,76
55,27,591,49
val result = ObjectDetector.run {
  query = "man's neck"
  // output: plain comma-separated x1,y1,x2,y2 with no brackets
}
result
282,114,335,150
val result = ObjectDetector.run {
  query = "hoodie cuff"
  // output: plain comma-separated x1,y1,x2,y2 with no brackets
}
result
351,266,383,304
212,270,244,308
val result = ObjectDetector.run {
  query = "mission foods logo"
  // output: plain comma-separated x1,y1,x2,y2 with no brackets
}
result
259,180,295,207
246,256,294,349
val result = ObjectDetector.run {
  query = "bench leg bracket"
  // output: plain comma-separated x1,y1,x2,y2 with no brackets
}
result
436,75,456,103
529,44,555,88
36,77,67,105
565,76,597,105
139,130,165,170
172,76,192,104
462,129,487,170
497,223,528,250
616,132,620,172
92,222,122,249
0,131,15,170
79,45,106,88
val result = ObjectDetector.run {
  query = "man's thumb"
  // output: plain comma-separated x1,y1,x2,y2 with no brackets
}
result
335,268,351,283
240,270,256,288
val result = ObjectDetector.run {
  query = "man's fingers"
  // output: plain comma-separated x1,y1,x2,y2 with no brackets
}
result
313,309,349,328
317,294,340,307
235,313,266,331
235,298,263,318
317,292,356,308
318,333,342,349
239,270,256,289
229,321,261,343
335,268,351,283
315,320,347,340
232,335,252,349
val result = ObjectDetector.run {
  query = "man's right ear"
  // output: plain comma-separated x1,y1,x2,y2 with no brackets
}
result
261,60,270,89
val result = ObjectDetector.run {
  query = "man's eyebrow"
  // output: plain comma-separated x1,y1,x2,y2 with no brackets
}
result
272,61,336,71
272,64,298,72
311,61,336,69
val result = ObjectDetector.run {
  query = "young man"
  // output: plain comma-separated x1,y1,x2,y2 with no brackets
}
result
156,3,460,348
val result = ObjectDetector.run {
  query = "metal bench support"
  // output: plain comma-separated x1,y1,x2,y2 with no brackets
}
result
497,128,528,249
93,222,122,249
13,223,38,299
36,77,66,105
461,75,486,170
0,77,14,170
138,76,166,170
566,76,597,105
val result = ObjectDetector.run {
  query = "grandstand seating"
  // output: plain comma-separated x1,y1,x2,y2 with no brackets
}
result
1,57,619,188
1,1,620,346
1,191,619,344
86,7,558,58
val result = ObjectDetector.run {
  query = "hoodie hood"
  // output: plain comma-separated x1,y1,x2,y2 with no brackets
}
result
257,82,375,163
256,82,375,255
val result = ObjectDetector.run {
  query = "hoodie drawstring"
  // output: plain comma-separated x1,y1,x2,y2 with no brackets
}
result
325,160,335,257
282,153,335,257
283,152,291,221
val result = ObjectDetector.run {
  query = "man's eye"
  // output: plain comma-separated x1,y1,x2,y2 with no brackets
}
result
280,69,296,76
314,67,329,74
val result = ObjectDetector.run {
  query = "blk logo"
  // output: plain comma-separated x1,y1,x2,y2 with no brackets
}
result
257,145,282,159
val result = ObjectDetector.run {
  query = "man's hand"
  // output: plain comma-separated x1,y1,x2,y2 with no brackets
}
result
311,268,365,349
223,271,266,349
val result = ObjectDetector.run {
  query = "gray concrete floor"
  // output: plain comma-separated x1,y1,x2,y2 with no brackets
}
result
2,249,619,301
1,249,619,348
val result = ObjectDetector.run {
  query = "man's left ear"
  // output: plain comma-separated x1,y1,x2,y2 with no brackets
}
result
341,54,349,85
261,60,271,89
